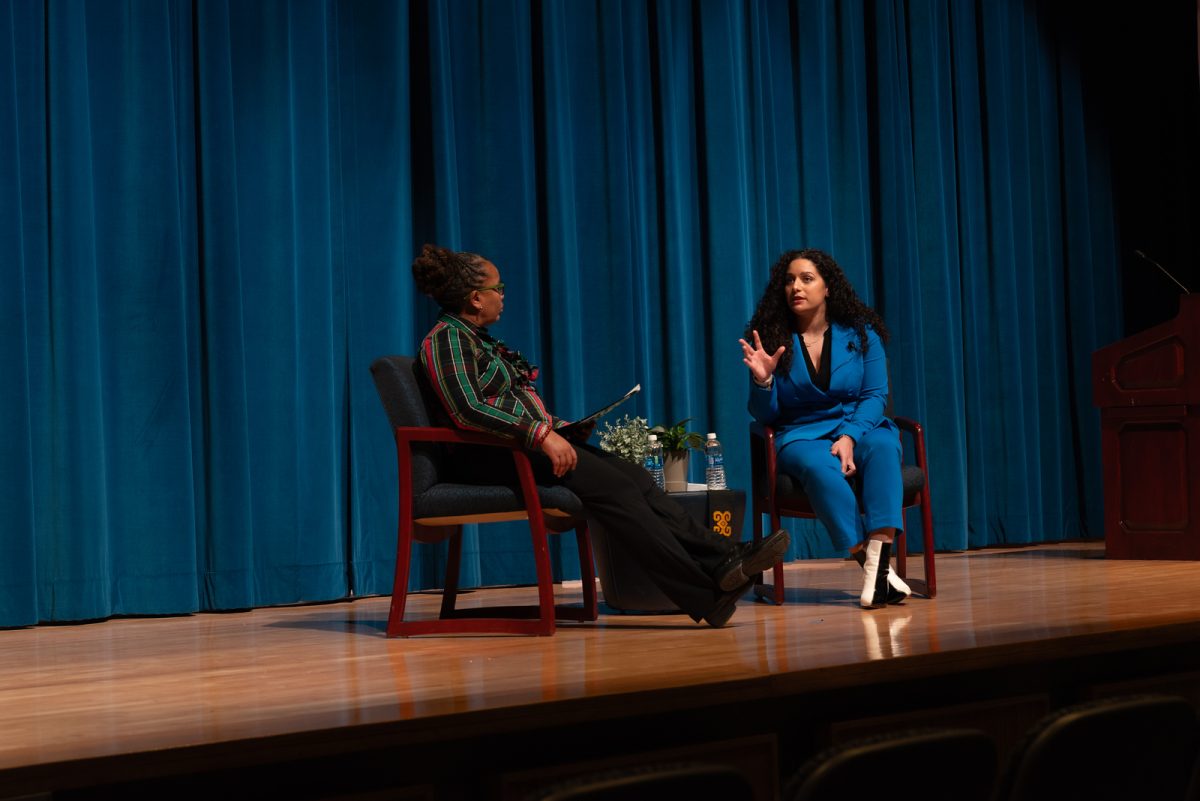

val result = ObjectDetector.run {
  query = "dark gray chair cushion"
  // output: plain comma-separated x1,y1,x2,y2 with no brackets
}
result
415,483,585,519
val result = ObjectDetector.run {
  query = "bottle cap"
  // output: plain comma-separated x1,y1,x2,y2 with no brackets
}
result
706,433,717,440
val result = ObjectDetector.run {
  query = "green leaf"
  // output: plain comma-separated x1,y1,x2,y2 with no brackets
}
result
651,416,703,452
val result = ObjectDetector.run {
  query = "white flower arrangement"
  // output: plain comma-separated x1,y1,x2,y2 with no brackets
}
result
598,414,650,465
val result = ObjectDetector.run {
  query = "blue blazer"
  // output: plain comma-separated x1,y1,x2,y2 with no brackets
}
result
748,323,895,454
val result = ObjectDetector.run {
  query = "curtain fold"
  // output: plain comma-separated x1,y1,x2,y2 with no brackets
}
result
35,0,202,621
0,0,46,626
333,0,416,597
0,0,1122,625
195,1,353,607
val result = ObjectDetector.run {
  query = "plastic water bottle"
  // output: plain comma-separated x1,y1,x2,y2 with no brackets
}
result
704,433,727,490
644,434,665,490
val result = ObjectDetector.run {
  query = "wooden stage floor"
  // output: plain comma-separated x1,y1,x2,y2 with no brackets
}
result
4,542,1200,799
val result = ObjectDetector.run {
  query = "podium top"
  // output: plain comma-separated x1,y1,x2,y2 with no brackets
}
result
1092,294,1199,408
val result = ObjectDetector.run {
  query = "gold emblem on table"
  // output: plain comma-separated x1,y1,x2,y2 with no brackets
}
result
712,510,732,537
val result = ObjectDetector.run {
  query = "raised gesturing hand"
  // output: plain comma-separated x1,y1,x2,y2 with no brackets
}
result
738,329,785,385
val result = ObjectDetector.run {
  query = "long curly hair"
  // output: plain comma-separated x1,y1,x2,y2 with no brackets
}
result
745,249,889,373
411,243,489,312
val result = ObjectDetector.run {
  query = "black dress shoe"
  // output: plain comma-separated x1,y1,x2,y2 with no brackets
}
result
704,580,753,627
713,529,790,591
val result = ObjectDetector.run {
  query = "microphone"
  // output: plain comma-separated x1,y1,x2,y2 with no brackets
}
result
1133,250,1192,294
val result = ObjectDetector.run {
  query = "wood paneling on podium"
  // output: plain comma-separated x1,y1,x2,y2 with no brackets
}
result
1093,295,1200,559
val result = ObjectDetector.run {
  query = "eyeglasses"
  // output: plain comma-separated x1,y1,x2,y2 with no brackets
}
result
477,282,505,296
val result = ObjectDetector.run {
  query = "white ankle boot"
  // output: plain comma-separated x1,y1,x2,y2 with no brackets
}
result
854,546,911,603
859,540,891,609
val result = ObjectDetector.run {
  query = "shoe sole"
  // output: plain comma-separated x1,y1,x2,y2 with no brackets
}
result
717,531,790,591
704,580,753,627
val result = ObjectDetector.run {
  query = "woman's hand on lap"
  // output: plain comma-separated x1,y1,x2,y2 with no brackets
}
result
541,431,577,477
830,435,856,476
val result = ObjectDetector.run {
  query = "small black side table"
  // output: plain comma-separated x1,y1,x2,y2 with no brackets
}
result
590,488,747,613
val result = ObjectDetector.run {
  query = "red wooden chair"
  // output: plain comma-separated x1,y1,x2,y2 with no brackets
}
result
370,356,597,636
748,417,936,604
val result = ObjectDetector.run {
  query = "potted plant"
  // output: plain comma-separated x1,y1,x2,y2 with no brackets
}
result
597,415,650,465
650,417,704,492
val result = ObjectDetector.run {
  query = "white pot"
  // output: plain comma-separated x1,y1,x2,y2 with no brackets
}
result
663,451,689,493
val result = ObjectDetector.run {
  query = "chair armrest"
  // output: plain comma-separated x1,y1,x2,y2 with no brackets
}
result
748,421,776,444
892,417,929,474
394,425,521,450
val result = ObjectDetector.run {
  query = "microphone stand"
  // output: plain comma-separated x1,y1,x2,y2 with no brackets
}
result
1134,249,1192,294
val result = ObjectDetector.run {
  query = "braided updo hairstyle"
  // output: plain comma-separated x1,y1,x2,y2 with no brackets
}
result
411,243,490,311
745,248,889,374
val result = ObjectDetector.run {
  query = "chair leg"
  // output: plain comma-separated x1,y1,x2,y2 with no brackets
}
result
920,491,937,598
751,498,785,605
752,504,763,543
387,525,415,638
574,522,599,621
770,509,785,606
896,520,908,579
440,526,464,619
527,515,556,636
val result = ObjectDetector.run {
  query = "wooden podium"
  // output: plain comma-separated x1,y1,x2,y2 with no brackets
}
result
1092,294,1200,559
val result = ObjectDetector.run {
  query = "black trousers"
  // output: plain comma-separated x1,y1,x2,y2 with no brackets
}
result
451,443,736,621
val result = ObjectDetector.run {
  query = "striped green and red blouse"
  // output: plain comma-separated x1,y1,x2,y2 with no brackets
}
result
419,312,562,449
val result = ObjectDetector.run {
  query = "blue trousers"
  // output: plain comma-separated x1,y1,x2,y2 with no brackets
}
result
776,426,903,551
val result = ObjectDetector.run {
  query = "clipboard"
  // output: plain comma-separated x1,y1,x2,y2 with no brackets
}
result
561,384,641,431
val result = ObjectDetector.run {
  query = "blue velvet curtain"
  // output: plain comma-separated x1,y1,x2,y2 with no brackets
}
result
0,0,1120,627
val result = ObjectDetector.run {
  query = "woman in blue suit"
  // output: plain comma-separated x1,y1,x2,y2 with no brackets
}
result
740,249,910,608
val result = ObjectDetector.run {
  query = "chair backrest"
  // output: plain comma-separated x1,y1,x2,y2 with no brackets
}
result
528,763,754,801
785,728,995,801
996,694,1200,801
369,355,447,496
